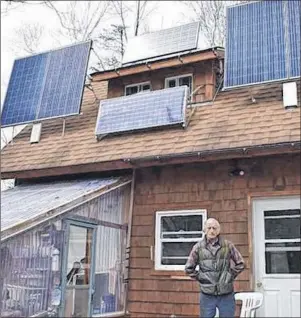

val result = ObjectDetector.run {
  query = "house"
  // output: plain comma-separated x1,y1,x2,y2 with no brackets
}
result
1,2,300,317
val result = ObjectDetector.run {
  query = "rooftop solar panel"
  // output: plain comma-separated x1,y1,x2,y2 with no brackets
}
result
95,86,188,137
1,41,91,127
288,0,301,77
224,1,300,89
122,22,200,65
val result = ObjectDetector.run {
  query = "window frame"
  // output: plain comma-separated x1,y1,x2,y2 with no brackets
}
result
124,81,152,96
164,73,193,96
155,209,207,271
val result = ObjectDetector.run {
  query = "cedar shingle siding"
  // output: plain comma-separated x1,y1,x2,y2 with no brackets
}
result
127,154,300,317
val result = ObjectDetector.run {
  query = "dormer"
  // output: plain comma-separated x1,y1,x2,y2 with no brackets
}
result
91,22,224,104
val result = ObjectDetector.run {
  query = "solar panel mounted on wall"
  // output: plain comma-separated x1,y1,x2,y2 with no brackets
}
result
287,0,301,78
122,22,200,65
95,86,188,137
1,41,91,127
224,1,300,89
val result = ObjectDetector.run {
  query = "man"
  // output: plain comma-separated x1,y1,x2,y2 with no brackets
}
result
185,218,245,318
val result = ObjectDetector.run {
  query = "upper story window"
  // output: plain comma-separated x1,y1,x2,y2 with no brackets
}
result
155,209,207,270
125,82,151,96
165,74,193,96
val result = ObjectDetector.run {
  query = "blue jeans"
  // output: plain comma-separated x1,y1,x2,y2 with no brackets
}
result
200,292,235,318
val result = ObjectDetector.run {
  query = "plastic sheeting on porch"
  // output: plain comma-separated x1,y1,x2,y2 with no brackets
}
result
0,176,131,317
1,177,130,241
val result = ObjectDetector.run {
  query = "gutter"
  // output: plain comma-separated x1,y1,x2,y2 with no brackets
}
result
122,141,301,164
1,142,300,180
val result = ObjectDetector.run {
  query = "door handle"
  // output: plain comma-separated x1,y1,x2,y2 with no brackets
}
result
256,281,262,288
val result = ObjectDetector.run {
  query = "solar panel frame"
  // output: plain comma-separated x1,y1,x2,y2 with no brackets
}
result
95,86,188,137
122,22,200,65
1,40,92,127
223,0,300,90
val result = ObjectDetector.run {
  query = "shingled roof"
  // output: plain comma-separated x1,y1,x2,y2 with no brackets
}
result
1,80,300,179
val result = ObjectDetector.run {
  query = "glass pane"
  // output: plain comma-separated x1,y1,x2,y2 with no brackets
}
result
64,225,93,317
264,209,300,217
161,215,203,233
125,86,138,96
265,250,300,274
161,241,196,265
167,79,176,88
92,226,126,315
142,84,150,91
179,76,192,88
265,217,300,239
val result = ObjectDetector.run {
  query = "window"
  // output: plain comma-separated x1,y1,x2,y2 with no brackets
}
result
125,82,151,96
155,210,207,270
165,74,193,96
264,209,300,274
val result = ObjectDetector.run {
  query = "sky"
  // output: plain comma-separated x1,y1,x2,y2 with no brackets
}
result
1,1,191,148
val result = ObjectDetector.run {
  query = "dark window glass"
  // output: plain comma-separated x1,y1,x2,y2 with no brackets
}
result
161,215,203,233
167,79,176,88
125,86,138,96
264,217,300,240
142,84,150,91
179,76,192,88
161,241,196,265
264,209,300,217
265,250,300,274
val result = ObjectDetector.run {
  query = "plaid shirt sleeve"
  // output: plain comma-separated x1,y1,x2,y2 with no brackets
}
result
184,242,199,278
229,241,245,278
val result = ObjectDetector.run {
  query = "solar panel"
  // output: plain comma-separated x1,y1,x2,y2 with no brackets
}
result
95,86,188,136
1,41,91,127
224,1,300,89
122,22,200,65
288,0,301,77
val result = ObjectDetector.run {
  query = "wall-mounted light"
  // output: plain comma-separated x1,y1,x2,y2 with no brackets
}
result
229,167,245,177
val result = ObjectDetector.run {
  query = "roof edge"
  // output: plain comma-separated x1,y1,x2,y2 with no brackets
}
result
1,141,300,180
91,48,224,81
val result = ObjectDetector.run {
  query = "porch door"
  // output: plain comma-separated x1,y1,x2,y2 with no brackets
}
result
62,220,97,317
253,196,300,317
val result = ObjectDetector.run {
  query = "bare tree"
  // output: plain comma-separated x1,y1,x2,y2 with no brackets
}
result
182,1,245,47
44,1,111,42
95,0,158,69
12,22,45,54
1,0,46,16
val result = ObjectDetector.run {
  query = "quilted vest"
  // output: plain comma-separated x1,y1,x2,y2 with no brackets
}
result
197,237,234,295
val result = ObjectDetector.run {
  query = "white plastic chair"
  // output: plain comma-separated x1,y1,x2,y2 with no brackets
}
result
235,292,263,317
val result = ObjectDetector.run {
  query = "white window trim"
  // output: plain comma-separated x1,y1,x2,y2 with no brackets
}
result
164,73,193,91
124,81,151,95
155,209,207,271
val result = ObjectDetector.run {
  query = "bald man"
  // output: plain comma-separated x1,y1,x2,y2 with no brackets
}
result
185,218,245,318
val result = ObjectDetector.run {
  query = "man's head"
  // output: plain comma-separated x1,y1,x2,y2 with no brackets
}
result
204,218,220,240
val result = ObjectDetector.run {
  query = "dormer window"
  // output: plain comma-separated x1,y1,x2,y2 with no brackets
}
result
165,74,193,95
125,82,151,96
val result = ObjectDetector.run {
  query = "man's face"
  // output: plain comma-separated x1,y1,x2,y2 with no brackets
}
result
205,219,220,239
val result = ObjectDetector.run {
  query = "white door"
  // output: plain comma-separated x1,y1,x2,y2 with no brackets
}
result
253,196,300,317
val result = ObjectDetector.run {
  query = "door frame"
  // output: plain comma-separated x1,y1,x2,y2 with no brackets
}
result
251,194,300,316
59,217,98,317
247,191,300,291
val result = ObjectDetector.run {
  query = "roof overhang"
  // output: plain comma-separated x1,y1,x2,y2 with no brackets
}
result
1,141,299,181
91,48,224,82
1,177,131,241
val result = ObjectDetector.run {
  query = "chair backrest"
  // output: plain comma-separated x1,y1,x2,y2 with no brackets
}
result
235,292,263,318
